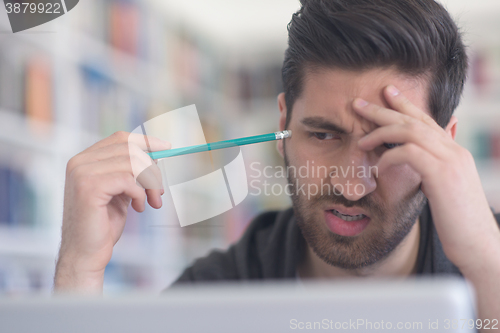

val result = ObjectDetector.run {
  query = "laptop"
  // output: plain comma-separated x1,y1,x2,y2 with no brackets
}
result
0,276,476,333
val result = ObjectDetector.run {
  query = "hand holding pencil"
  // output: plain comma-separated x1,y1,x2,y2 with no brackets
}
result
54,129,291,294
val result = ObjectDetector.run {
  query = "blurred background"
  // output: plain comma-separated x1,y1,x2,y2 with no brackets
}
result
0,0,498,295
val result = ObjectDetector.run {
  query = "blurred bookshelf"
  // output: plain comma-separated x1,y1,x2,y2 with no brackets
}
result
0,0,288,295
453,12,500,213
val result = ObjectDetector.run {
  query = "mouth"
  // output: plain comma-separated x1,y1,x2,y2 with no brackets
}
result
329,209,367,222
324,209,371,237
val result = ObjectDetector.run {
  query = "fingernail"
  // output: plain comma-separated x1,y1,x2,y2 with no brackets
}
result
387,85,400,96
160,189,165,196
355,98,369,108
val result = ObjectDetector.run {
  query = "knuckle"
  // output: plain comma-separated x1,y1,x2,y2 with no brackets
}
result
66,155,79,174
113,131,129,141
404,143,420,155
422,114,435,125
404,119,418,131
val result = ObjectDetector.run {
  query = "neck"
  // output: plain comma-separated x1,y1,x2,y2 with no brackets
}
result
298,218,420,279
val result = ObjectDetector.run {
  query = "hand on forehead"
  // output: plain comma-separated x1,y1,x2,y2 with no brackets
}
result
294,68,430,136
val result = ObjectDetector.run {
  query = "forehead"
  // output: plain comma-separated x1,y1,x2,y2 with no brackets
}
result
294,67,430,127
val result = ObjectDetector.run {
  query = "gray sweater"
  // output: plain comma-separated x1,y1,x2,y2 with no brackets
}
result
172,203,500,284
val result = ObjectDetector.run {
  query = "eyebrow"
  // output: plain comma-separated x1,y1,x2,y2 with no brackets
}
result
301,117,350,135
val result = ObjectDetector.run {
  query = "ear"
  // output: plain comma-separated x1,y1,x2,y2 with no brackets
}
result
445,115,458,141
277,93,287,157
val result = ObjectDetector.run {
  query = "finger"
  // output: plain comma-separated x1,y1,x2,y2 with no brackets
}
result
90,172,147,213
358,123,451,160
73,142,158,166
353,98,413,127
75,154,163,190
376,143,439,182
92,171,163,211
69,143,135,173
136,163,164,190
82,131,171,155
383,85,444,132
71,142,165,189
75,154,148,177
145,189,163,209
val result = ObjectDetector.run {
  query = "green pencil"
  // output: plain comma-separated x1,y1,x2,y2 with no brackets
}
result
147,130,292,160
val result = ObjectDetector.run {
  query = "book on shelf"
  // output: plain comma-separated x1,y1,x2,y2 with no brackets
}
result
25,57,53,127
490,132,500,160
109,0,140,56
0,164,36,228
0,50,25,114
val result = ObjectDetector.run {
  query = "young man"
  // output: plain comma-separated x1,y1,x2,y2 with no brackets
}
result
55,0,500,324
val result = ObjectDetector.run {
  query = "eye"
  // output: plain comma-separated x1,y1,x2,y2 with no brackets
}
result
312,132,339,141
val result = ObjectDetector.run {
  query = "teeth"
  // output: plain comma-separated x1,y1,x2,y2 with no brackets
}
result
331,209,366,222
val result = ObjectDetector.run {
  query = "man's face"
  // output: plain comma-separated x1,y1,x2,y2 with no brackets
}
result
279,68,428,270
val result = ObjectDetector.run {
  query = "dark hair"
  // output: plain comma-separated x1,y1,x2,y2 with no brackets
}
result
282,0,468,128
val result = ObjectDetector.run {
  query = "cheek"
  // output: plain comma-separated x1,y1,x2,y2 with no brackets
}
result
377,164,422,200
288,145,332,181
285,136,317,167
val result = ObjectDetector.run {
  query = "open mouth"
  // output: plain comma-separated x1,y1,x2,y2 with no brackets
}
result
329,209,367,222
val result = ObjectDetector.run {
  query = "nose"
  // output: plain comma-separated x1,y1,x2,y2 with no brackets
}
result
329,147,377,201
